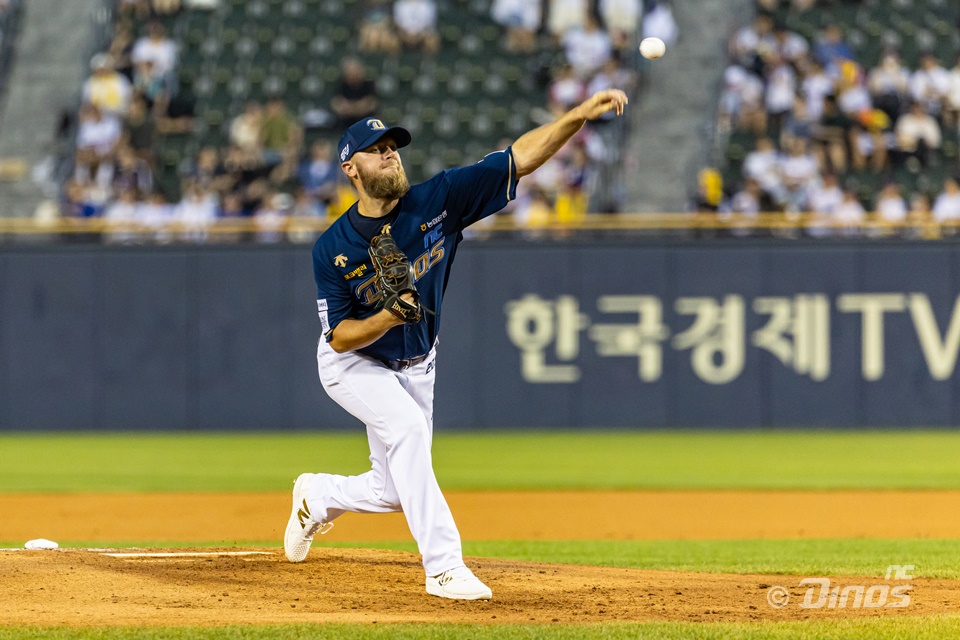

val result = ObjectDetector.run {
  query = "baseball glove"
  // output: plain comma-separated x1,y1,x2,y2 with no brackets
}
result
368,231,423,324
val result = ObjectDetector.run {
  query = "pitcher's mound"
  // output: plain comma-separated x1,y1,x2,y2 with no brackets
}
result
2,547,956,626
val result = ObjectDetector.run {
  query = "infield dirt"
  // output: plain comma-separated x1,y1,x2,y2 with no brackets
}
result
3,490,960,626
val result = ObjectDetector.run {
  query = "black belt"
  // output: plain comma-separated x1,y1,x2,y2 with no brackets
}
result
381,353,429,371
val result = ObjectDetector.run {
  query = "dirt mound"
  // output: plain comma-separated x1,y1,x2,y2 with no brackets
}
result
2,548,956,626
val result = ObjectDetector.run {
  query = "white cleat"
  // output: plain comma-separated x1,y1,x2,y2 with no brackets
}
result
283,473,332,563
425,566,492,600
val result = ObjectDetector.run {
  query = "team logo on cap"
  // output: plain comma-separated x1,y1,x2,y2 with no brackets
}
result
340,145,350,162
367,119,385,130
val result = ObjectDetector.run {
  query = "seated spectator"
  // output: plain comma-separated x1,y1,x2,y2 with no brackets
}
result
780,98,814,150
729,13,773,72
808,173,843,215
893,101,942,169
778,138,818,211
548,64,587,116
875,182,908,227
298,139,339,216
850,108,890,172
75,104,122,187
112,144,154,198
188,146,232,194
491,0,541,53
868,52,910,123
106,22,136,80
933,178,960,224
139,192,175,242
911,53,950,119
599,0,642,53
905,193,935,239
82,54,132,118
131,21,178,84
133,59,169,113
229,102,264,162
719,65,766,135
764,54,797,141
122,96,156,166
393,0,440,54
811,94,851,173
157,86,196,134
547,0,588,39
358,0,400,54
947,55,960,130
768,23,809,66
103,188,141,244
260,96,303,178
730,177,764,215
563,14,613,78
743,137,782,201
798,58,834,123
642,1,678,49
62,179,107,219
813,24,852,72
175,182,219,242
254,191,292,243
330,58,379,130
833,189,866,235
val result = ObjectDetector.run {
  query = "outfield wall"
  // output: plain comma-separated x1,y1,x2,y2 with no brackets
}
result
2,240,960,429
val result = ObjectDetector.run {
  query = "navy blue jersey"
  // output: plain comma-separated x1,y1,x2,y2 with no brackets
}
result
312,147,518,362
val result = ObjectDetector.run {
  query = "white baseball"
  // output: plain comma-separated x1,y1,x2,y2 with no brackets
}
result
639,37,666,60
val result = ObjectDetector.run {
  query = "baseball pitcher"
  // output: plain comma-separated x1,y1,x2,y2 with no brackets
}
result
285,89,628,600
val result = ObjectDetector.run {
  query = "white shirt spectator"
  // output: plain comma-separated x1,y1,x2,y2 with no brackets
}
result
743,142,781,195
491,0,540,31
563,20,612,77
600,0,642,36
868,55,910,98
834,192,866,226
837,83,872,116
393,0,437,36
779,148,818,192
809,177,843,214
82,56,133,117
911,58,951,113
765,61,797,114
801,65,834,121
933,181,960,222
76,113,122,155
895,108,942,152
946,61,960,112
730,186,761,215
642,2,678,47
131,31,178,78
548,0,588,37
769,30,809,63
876,188,908,223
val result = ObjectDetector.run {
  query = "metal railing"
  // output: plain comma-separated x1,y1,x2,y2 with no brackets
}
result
0,212,954,241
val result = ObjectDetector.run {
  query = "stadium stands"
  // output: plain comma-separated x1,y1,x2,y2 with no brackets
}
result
711,0,960,233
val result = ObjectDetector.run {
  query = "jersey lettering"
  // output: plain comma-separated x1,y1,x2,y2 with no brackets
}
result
414,238,445,280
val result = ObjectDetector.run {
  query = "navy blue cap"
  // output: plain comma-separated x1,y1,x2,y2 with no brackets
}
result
338,118,412,163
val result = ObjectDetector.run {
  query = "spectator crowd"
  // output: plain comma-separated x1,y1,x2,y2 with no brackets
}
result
62,0,666,241
706,1,960,235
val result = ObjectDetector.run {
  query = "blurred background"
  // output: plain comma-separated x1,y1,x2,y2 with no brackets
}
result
1,0,960,430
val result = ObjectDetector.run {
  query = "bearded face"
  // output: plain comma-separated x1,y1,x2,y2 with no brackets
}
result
355,161,410,200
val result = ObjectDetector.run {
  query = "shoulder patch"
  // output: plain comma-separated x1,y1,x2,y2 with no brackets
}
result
334,254,348,267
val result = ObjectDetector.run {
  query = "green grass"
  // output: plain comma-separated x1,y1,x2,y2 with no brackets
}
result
3,617,960,639
3,539,957,580
3,431,960,492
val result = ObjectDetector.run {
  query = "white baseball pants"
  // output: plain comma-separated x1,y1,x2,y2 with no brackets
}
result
307,339,464,576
